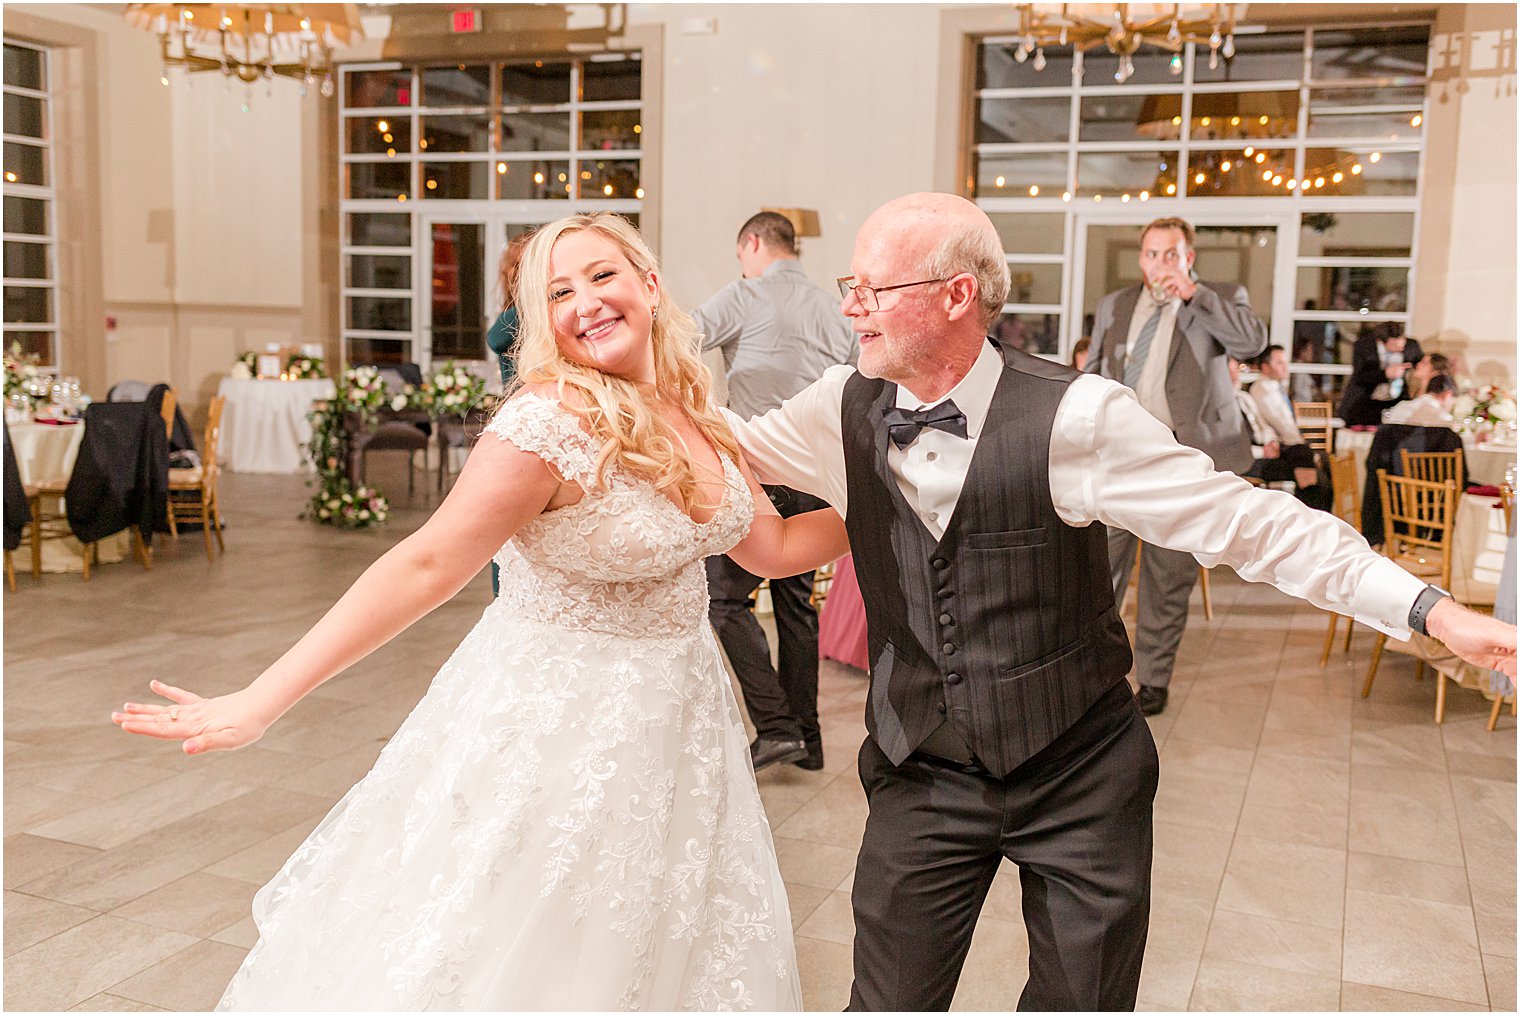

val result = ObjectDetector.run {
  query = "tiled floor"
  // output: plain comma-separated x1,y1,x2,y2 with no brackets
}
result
5,468,1515,1011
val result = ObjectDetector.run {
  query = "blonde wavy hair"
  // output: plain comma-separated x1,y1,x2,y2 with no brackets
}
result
504,212,740,513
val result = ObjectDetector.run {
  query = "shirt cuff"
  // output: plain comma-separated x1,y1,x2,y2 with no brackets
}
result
1351,557,1428,642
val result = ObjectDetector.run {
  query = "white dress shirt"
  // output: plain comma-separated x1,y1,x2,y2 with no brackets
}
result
1250,376,1304,446
1127,294,1180,430
725,340,1425,640
1383,394,1455,427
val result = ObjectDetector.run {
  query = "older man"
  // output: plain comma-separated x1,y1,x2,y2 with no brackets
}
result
730,192,1516,1011
1087,217,1267,716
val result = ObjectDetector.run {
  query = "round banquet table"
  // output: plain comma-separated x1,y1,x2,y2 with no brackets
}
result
8,419,129,573
1338,427,1517,491
217,377,337,474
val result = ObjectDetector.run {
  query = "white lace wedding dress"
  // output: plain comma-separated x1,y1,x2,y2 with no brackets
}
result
217,393,801,1011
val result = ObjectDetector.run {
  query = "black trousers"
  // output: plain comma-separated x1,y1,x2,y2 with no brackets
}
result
705,485,827,744
847,681,1159,1012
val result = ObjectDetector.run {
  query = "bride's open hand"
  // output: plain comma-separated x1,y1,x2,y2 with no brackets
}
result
112,679,274,755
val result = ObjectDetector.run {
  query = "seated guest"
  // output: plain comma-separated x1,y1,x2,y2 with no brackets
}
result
1383,372,1458,426
1231,358,1323,504
1070,335,1091,371
1408,352,1451,398
1338,324,1423,426
1359,419,1469,544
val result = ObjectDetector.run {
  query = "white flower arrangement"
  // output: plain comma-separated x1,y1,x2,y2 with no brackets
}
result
1455,385,1517,432
429,362,485,419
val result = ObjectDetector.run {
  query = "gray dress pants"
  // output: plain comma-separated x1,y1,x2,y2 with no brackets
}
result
1107,527,1199,690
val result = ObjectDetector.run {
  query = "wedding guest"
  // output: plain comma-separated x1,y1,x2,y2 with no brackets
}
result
1384,371,1459,426
1338,324,1423,426
1408,351,1451,399
1086,216,1267,716
692,211,856,772
1070,335,1091,371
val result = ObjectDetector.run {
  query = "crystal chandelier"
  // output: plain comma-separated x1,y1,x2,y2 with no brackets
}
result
124,4,363,97
1007,4,1246,82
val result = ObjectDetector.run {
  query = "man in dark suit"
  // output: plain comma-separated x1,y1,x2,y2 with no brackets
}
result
1086,217,1267,715
729,193,1515,1011
1338,324,1424,426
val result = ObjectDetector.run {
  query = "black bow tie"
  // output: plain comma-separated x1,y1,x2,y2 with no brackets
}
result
882,399,969,450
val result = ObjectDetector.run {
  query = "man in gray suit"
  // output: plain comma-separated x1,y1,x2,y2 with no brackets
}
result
1087,217,1267,715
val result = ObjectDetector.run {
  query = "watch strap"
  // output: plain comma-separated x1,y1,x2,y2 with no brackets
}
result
1408,584,1452,637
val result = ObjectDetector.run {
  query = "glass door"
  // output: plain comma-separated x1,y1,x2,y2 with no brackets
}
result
422,221,487,370
419,213,556,372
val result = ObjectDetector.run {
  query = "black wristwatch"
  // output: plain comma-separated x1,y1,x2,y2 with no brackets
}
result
1408,584,1452,636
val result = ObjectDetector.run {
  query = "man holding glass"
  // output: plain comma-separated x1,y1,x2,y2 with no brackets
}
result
1086,216,1267,715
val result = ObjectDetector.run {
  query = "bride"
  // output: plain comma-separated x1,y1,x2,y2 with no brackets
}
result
113,213,847,1011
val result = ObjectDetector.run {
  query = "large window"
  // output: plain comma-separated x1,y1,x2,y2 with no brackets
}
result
3,38,57,369
971,24,1428,395
339,53,644,367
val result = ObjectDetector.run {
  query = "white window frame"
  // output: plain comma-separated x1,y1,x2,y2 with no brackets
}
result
337,55,645,371
971,21,1431,381
2,37,59,370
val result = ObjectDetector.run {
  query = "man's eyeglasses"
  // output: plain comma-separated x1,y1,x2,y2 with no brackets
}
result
836,276,949,313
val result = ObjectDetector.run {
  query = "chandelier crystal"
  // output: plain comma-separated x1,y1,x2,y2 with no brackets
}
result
1009,4,1245,82
124,4,363,97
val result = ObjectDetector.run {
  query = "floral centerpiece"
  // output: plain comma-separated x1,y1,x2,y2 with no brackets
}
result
389,382,435,415
230,351,258,380
1453,384,1517,442
285,353,328,380
429,361,486,419
303,365,392,530
4,341,45,408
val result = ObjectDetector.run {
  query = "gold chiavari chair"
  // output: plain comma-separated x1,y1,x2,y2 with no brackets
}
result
168,395,226,560
1400,448,1464,488
1359,471,1481,723
159,387,177,443
810,560,836,609
1294,400,1334,456
1489,483,1516,732
1320,452,1363,666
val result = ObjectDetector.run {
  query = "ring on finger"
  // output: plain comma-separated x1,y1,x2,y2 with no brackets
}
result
169,707,180,721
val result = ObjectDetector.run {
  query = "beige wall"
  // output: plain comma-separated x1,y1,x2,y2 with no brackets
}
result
627,4,946,310
1412,2,1517,385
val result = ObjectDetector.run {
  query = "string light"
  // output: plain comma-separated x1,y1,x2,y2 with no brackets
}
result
496,162,507,174
1028,184,1039,196
1369,151,1382,163
995,175,1006,188
1061,190,1072,202
1139,190,1149,201
1411,114,1422,127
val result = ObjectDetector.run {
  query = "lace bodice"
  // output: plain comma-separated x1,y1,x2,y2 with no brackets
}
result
485,393,754,638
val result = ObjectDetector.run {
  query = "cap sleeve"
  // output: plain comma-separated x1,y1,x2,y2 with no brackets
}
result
483,392,600,486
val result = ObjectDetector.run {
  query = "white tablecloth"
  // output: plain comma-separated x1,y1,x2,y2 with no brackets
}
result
1462,437,1517,487
8,419,129,572
217,378,336,474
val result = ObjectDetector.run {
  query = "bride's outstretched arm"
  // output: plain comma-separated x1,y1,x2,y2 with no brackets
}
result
726,452,849,579
113,435,565,754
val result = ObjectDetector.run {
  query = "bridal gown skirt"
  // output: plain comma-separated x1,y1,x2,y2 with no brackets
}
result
217,598,801,1012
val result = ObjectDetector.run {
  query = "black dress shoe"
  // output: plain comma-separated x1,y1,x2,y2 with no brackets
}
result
1136,686,1169,716
794,738,824,771
750,737,808,772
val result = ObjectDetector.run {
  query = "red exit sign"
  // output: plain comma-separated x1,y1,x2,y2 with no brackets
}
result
451,8,481,33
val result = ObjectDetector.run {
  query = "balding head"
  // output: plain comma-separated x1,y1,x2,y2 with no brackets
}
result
846,193,1009,399
859,193,1010,329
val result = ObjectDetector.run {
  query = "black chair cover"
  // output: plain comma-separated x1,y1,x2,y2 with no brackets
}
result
1359,424,1469,542
65,400,170,545
3,422,30,553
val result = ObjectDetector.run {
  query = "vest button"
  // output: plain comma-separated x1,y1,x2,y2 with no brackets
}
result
932,557,948,569
938,613,953,626
946,672,962,685
942,642,956,655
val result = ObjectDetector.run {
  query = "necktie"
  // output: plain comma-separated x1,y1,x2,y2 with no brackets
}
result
882,399,968,450
1123,307,1164,389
